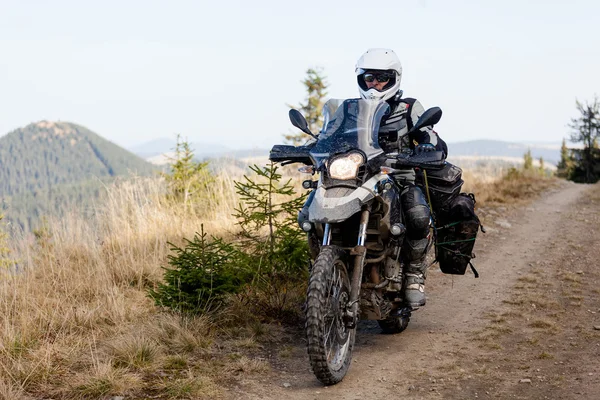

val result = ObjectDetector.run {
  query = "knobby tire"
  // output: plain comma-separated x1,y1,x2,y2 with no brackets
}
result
305,246,355,385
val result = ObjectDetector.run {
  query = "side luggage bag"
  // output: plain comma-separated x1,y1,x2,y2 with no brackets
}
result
420,162,464,215
435,193,482,277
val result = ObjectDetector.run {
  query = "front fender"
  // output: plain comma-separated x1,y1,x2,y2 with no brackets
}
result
308,175,384,223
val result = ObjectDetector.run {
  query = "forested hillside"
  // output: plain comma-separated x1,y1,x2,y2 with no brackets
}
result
0,121,157,230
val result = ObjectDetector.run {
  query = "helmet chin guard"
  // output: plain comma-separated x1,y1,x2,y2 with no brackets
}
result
361,86,396,101
355,48,402,102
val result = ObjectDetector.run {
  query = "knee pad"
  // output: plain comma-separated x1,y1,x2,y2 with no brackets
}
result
401,186,430,239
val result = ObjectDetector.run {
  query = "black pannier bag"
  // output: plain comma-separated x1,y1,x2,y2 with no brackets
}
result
417,162,464,215
435,193,481,277
416,162,482,277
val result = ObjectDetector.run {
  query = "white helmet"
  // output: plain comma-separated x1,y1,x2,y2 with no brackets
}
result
355,48,402,102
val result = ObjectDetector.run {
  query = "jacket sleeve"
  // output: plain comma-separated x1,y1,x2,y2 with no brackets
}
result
410,99,447,157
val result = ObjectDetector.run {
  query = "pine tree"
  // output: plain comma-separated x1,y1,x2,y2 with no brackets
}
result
284,68,329,146
233,162,308,276
556,138,574,178
523,149,533,170
148,225,244,312
233,162,309,318
162,135,212,212
150,163,309,316
569,96,600,183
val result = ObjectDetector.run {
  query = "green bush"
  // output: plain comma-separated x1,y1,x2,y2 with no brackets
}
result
233,163,308,278
149,226,248,313
150,163,309,318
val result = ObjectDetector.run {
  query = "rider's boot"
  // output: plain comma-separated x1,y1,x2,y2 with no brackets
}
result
403,240,429,308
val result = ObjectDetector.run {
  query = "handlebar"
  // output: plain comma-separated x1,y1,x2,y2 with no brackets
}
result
269,145,446,170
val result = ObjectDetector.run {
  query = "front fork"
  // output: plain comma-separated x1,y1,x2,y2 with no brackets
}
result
322,206,370,329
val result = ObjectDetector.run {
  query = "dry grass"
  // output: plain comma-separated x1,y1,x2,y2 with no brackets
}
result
559,272,583,284
0,164,559,398
157,372,221,400
0,172,253,398
463,167,558,208
529,319,557,329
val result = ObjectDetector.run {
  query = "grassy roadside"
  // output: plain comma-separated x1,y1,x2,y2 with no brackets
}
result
0,167,560,399
463,167,559,209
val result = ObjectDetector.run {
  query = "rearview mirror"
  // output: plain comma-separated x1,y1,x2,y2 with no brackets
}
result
410,107,442,133
289,109,316,139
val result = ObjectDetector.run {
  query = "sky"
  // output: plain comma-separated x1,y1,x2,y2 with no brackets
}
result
1,0,599,151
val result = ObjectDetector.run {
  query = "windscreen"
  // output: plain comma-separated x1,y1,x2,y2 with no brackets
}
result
310,98,389,168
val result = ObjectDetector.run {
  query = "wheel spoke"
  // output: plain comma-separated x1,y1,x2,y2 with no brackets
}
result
323,316,335,348
327,340,338,362
323,296,339,354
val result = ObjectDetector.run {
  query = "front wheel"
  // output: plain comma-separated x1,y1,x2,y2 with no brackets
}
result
305,246,355,385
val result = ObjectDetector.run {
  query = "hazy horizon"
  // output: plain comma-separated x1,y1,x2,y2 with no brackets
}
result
1,1,598,150
0,120,575,154
126,135,571,153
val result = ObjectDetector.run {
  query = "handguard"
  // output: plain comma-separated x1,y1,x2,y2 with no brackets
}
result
389,150,446,170
269,145,313,165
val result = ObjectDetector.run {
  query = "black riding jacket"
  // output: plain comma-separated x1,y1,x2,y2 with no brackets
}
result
378,93,448,157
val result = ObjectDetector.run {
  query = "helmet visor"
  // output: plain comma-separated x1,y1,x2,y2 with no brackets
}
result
357,70,397,92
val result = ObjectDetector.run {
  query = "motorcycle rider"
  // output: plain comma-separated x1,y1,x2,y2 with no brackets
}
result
355,48,447,308
298,48,447,308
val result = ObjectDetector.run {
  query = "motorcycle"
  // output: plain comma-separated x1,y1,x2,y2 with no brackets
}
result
269,98,445,385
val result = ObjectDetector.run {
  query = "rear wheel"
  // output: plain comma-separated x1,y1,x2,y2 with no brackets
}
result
305,246,355,385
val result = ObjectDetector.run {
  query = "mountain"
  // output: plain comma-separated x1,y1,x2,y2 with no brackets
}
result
447,139,562,165
0,121,156,230
128,138,180,158
132,138,564,168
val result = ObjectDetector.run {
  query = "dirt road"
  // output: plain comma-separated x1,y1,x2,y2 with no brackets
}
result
230,181,600,400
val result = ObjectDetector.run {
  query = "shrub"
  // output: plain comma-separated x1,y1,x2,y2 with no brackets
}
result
162,135,214,213
149,225,247,312
151,163,309,318
233,163,308,278
232,163,308,320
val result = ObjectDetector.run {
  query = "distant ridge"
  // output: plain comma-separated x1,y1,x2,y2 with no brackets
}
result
0,121,156,230
132,137,564,168
447,139,562,165
0,121,155,196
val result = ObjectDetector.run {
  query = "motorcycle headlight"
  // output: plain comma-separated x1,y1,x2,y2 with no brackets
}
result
328,152,364,180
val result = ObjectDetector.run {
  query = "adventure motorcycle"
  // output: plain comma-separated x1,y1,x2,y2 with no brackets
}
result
269,98,445,385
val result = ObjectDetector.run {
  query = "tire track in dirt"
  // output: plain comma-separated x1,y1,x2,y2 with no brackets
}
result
230,181,593,400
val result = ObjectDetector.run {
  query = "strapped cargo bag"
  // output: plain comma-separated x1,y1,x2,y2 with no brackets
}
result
434,193,482,277
420,165,484,277
418,162,464,215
